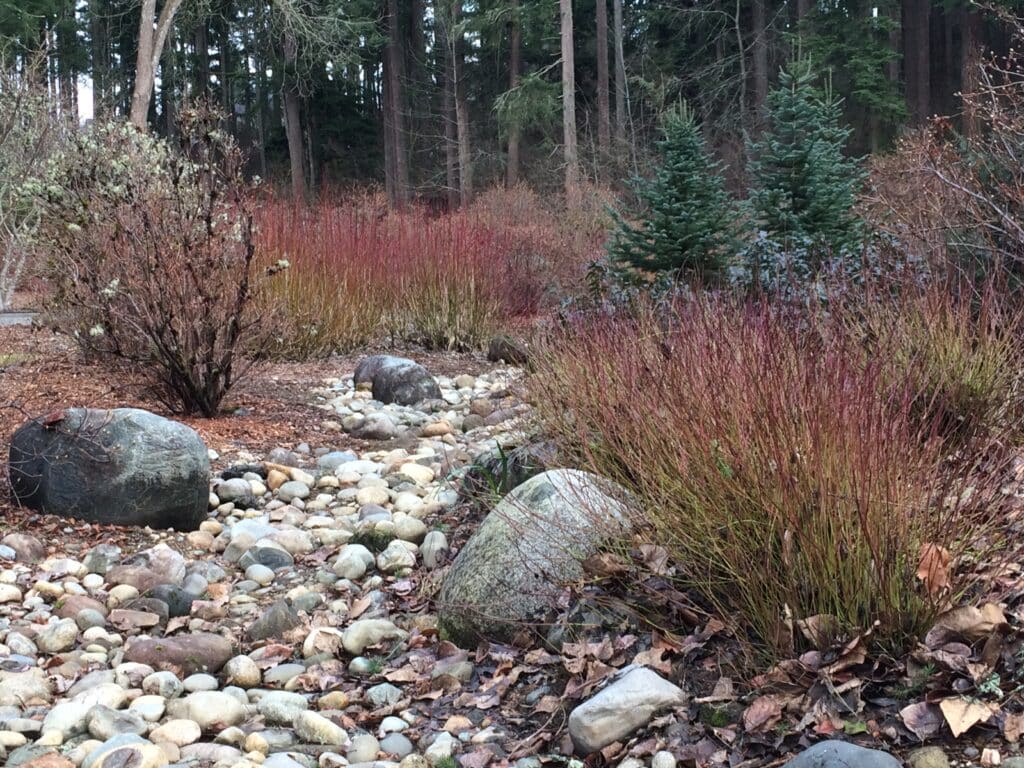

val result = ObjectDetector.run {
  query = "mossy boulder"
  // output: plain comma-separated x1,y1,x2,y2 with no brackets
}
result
9,407,209,531
437,469,633,645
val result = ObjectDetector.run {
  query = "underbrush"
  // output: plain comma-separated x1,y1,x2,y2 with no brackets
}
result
529,289,1019,662
257,186,597,357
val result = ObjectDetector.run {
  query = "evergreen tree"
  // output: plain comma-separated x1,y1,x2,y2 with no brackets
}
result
607,103,739,280
748,59,864,258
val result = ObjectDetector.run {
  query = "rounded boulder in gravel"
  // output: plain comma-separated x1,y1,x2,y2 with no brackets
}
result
124,633,234,676
8,407,210,531
353,355,442,406
437,469,633,645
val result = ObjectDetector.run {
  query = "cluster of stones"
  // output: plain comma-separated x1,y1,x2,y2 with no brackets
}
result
0,353,926,768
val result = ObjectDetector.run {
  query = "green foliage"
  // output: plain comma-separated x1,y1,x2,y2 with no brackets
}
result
607,103,740,281
748,59,865,259
494,70,560,138
798,0,906,148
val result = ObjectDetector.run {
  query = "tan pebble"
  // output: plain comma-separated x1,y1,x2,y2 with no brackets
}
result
244,733,269,754
186,531,214,549
200,520,223,535
157,742,181,762
0,731,26,748
319,691,349,710
421,420,453,437
267,469,289,491
36,729,64,746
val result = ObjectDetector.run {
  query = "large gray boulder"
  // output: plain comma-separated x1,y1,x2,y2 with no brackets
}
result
353,355,441,406
437,469,633,645
9,407,209,530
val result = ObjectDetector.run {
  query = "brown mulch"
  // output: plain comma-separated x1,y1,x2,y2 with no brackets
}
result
0,323,495,454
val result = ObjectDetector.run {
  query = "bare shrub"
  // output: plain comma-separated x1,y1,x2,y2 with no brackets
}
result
0,59,72,311
35,106,278,416
863,15,1024,279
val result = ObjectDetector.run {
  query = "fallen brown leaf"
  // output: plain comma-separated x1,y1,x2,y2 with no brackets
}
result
939,696,998,738
918,543,952,597
1005,712,1024,742
900,701,944,741
742,695,784,734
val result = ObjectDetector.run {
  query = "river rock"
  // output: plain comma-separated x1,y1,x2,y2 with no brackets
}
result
354,356,441,406
567,667,685,754
124,633,233,675
780,741,902,768
9,408,210,530
438,469,633,644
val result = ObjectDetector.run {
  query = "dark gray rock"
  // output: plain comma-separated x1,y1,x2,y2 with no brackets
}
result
438,469,633,645
487,334,529,365
239,546,294,571
781,742,902,768
460,442,556,502
353,355,407,386
6,744,58,767
220,463,266,480
354,356,441,406
318,451,358,474
9,408,210,530
246,600,302,641
146,585,195,618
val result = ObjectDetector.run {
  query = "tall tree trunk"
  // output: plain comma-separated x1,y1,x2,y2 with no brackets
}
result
282,32,307,204
751,0,768,121
452,0,472,205
796,0,811,21
195,22,210,97
220,5,234,133
505,0,521,186
438,1,459,209
886,4,900,85
407,0,426,166
612,0,626,145
162,24,176,135
961,6,981,137
903,0,930,124
560,0,579,205
595,0,610,156
129,0,184,129
384,0,410,209
90,0,108,119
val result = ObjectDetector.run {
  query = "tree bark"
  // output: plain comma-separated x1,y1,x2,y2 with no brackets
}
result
384,0,410,209
612,0,626,146
595,0,610,156
903,0,930,124
561,0,579,205
90,0,108,119
751,0,768,121
437,0,459,209
452,0,472,205
796,0,810,22
162,23,176,136
129,0,183,129
195,20,210,97
282,31,307,204
505,0,521,186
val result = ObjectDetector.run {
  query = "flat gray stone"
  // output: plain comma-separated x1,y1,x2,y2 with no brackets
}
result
781,742,902,768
